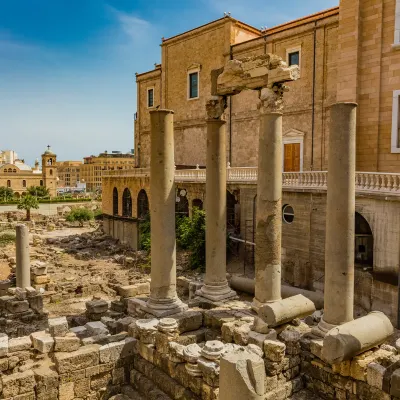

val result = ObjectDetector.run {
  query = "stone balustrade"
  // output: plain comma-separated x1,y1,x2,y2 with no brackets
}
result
103,168,400,196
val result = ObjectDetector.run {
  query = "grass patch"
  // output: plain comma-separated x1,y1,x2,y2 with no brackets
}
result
0,232,16,247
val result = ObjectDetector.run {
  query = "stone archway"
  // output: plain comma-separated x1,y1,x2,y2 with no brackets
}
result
355,212,373,269
137,189,149,219
192,198,203,211
175,188,189,217
122,188,132,217
113,188,118,215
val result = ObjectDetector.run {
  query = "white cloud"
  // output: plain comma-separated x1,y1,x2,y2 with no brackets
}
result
106,6,156,46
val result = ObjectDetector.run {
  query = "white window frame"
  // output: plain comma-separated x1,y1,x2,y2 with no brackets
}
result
394,0,400,48
147,87,155,109
187,68,200,100
282,129,304,172
286,46,302,76
392,90,400,153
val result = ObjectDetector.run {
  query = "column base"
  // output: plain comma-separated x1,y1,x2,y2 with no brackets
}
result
196,282,237,302
312,317,337,338
131,297,188,318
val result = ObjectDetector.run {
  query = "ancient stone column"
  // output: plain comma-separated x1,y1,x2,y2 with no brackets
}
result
197,97,236,302
16,224,31,289
144,109,187,317
253,87,285,309
317,102,357,335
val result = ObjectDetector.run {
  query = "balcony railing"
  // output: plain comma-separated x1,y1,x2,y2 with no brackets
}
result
103,168,400,195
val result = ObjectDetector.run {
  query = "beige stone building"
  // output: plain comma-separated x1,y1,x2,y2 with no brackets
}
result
81,151,134,193
0,147,58,197
56,161,82,188
103,0,400,324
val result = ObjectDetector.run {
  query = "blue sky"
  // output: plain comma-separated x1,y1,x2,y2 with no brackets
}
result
0,0,338,165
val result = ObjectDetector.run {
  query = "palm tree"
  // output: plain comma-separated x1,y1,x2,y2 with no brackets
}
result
17,195,39,221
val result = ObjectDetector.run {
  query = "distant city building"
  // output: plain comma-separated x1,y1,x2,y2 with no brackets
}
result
0,146,58,197
80,151,134,192
56,160,83,188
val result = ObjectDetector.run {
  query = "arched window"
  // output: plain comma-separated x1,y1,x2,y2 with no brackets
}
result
22,180,26,188
137,189,149,219
122,188,132,217
7,168,12,173
47,158,53,166
355,212,373,268
7,180,11,188
40,180,43,186
12,169,16,173
175,188,189,217
192,199,203,211
50,169,53,176
113,188,118,215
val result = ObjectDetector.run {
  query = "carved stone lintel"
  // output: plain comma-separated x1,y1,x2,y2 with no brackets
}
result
206,96,227,120
258,83,289,114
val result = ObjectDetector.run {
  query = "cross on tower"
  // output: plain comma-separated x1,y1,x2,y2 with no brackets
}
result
47,145,51,150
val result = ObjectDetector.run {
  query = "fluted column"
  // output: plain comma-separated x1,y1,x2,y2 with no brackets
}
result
144,109,187,317
198,97,236,302
317,102,357,335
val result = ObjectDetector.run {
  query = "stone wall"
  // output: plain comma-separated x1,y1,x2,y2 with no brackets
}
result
2,290,400,400
102,216,138,251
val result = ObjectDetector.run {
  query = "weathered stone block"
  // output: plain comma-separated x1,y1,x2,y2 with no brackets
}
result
86,299,108,314
31,331,54,353
58,382,74,400
54,344,100,374
264,340,286,362
2,370,36,398
391,368,400,397
7,300,29,314
99,338,136,363
90,371,112,390
34,275,50,284
367,362,386,390
118,282,150,298
74,378,90,398
48,316,69,337
8,336,31,352
85,321,109,336
173,310,203,333
54,334,81,352
0,333,8,356
34,365,59,393
248,329,277,348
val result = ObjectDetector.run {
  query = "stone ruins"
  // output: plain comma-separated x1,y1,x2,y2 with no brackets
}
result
0,54,399,400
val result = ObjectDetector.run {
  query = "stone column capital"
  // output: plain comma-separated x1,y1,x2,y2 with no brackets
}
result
206,96,227,121
258,84,288,114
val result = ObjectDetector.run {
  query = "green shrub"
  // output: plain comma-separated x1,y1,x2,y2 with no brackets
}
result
0,232,16,247
139,214,151,251
139,208,206,270
181,208,206,270
66,208,94,226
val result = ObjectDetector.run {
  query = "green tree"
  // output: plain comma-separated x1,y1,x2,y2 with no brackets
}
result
0,187,14,202
27,186,50,198
66,208,94,226
17,195,39,221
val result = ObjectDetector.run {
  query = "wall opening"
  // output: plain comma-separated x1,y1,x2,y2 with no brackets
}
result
137,189,149,219
175,188,189,217
113,187,118,215
355,212,373,269
192,198,203,211
122,188,132,218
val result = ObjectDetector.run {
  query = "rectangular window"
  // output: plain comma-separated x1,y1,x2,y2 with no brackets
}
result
392,90,400,152
394,0,400,47
286,46,301,76
288,51,300,67
189,72,199,99
147,88,154,108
